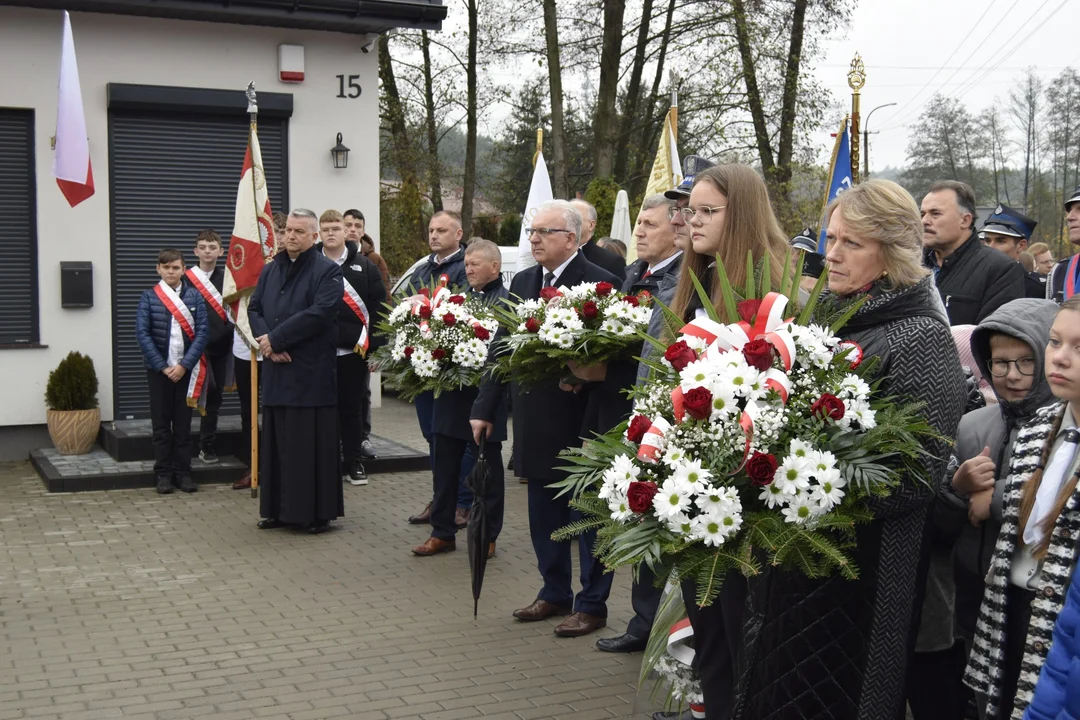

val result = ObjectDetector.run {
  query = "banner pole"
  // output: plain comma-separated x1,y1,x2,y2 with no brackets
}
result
250,347,259,498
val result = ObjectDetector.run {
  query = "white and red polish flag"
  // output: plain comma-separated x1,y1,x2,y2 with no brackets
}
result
53,11,95,207
223,125,275,348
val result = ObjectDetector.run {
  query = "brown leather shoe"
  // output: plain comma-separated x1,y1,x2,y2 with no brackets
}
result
487,542,496,559
409,501,433,524
411,537,455,556
455,507,471,529
232,473,251,490
554,612,607,637
512,599,571,622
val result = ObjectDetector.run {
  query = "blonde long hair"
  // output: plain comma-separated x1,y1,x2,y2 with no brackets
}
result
1017,296,1080,559
668,164,790,323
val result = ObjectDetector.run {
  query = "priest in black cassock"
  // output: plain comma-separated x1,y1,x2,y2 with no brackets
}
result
248,208,344,534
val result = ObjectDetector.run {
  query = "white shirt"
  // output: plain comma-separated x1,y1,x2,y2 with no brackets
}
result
543,251,579,287
647,250,682,276
165,283,185,367
324,247,351,357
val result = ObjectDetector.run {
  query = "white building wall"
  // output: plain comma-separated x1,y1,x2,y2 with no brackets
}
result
0,6,381,426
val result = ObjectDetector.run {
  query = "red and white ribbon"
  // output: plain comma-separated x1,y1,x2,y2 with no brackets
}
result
185,267,227,322
637,417,672,464
154,280,208,413
341,277,371,356
666,619,706,718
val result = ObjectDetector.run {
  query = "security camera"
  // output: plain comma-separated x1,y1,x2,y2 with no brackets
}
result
360,33,377,54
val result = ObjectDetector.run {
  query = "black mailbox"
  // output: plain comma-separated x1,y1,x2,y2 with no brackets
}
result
61,262,93,308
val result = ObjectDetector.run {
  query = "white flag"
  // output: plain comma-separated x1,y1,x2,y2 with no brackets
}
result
53,11,94,207
516,151,554,272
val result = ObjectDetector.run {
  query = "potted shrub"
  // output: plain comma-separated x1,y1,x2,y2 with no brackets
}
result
45,351,100,455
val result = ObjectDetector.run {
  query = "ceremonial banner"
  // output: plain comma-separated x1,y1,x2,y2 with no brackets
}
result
53,11,94,207
818,117,852,252
223,128,274,347
516,150,554,272
633,109,682,262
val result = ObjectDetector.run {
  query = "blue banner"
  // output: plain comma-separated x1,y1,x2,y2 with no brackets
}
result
818,119,852,252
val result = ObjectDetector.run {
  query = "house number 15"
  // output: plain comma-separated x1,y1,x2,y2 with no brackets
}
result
336,75,362,98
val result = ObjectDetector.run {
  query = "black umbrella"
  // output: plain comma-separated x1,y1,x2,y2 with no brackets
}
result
465,442,491,618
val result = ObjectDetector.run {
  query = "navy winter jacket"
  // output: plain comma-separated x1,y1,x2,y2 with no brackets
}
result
136,283,210,372
1024,565,1080,720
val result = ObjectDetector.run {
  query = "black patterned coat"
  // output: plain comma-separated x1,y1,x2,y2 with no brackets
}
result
964,402,1080,719
729,275,966,720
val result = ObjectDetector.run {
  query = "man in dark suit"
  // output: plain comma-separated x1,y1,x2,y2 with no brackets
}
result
594,192,683,655
249,209,344,535
413,239,509,557
471,200,619,638
572,199,626,281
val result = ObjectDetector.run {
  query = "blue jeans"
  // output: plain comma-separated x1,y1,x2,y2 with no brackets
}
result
415,391,474,508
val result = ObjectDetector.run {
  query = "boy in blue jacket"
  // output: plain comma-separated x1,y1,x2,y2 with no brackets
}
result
136,249,209,494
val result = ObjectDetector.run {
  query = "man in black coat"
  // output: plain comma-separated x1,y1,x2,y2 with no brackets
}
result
249,209,344,534
406,210,474,525
1048,184,1080,303
471,200,619,638
571,199,626,281
594,192,684,655
185,229,233,464
413,239,509,557
921,180,1024,325
318,210,386,486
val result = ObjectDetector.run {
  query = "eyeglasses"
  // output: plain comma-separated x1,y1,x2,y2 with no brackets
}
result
669,205,727,223
526,227,572,238
988,357,1036,377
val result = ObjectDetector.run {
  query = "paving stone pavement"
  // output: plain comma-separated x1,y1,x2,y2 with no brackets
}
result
0,397,662,720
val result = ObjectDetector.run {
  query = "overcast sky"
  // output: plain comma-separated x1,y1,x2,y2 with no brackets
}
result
815,0,1077,171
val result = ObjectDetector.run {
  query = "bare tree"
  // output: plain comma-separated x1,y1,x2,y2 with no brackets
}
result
542,0,570,197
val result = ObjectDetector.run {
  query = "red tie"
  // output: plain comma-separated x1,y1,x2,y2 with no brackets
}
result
642,270,652,279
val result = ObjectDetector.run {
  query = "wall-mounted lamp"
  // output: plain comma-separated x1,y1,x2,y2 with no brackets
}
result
331,133,350,169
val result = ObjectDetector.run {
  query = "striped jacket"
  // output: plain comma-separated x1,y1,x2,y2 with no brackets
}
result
964,402,1080,719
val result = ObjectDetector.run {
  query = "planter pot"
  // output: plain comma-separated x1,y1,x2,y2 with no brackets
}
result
46,408,101,455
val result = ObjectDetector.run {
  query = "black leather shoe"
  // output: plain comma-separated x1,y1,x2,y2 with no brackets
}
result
596,632,647,653
155,475,173,494
257,518,285,530
306,521,330,534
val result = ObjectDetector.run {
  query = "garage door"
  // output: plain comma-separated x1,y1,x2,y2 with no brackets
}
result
109,109,288,419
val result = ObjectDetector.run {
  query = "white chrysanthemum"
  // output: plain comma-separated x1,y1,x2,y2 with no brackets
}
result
600,318,626,335
720,362,761,399
597,475,619,501
562,282,597,301
692,511,741,547
608,495,634,522
838,374,871,401
809,450,839,476
672,458,712,491
515,299,543,318
811,474,846,510
538,324,575,349
664,512,694,538
627,305,652,326
788,438,814,461
653,477,695,518
773,455,812,495
759,481,786,509
609,454,640,493
848,401,877,430
452,338,488,368
679,356,723,392
663,444,688,468
545,307,578,326
388,302,412,324
695,485,740,515
781,498,817,525
603,301,635,322
681,335,709,353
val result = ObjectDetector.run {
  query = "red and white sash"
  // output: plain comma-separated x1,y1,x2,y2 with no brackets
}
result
154,280,209,413
185,267,229,322
341,277,371,357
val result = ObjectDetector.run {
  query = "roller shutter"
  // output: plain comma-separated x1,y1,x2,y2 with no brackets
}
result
0,109,39,346
109,112,287,419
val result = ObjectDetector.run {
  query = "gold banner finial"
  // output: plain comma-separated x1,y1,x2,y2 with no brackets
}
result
533,128,543,167
848,53,864,184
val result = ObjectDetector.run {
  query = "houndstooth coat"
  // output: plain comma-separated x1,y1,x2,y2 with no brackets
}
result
964,402,1080,720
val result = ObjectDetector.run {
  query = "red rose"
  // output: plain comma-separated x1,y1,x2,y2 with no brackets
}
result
448,294,466,305
540,286,561,301
747,452,778,486
638,290,652,302
525,317,541,333
473,325,490,341
664,340,698,372
442,312,457,326
432,348,446,360
742,338,774,371
623,295,640,307
683,387,713,420
596,281,614,297
418,305,432,319
737,298,761,325
811,393,846,421
419,287,431,298
626,414,651,444
627,481,659,514
404,346,415,359
581,300,599,320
